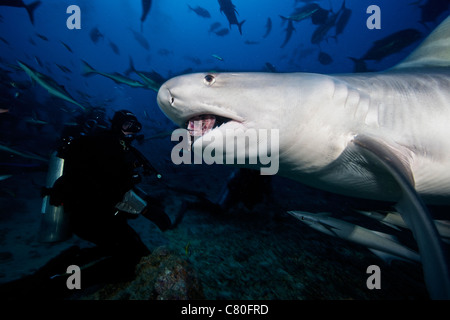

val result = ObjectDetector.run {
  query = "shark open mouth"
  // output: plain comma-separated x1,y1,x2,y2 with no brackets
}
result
186,114,231,137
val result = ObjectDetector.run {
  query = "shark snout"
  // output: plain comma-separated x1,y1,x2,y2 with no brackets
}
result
157,83,186,127
156,84,173,110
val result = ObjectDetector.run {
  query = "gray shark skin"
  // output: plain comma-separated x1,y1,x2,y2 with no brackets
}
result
157,16,450,299
17,60,85,111
287,210,421,263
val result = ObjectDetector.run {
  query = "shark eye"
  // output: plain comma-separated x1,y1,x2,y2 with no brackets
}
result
204,74,215,86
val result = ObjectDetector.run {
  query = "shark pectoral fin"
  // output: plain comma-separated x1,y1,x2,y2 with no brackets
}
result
352,134,450,299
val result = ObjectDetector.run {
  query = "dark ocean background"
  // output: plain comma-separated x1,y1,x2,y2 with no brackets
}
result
0,0,449,300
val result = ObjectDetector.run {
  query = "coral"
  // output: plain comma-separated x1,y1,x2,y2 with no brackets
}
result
79,246,204,300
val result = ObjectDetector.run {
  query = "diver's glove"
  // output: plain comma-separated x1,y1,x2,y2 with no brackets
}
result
141,196,172,231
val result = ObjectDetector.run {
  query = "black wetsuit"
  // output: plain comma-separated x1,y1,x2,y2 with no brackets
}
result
53,129,150,275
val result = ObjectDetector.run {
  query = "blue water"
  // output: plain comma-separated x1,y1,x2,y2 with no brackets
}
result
1,0,448,142
0,0,449,300
1,1,447,124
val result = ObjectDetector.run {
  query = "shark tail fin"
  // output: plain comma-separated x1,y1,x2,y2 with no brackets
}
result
25,1,41,25
81,60,95,76
238,20,246,35
394,15,450,69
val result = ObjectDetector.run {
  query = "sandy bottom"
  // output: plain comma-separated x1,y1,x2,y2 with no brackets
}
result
0,169,434,299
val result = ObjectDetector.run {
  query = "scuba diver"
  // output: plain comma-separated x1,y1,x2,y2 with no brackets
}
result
44,109,172,283
0,110,190,300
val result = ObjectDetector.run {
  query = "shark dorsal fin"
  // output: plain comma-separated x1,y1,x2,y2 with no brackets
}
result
393,15,450,70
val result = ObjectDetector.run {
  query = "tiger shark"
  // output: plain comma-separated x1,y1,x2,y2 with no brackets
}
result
156,16,450,299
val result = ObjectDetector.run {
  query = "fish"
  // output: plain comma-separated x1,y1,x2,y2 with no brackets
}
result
0,175,13,181
0,143,48,162
331,0,351,42
311,7,329,25
0,37,10,45
129,28,150,50
318,51,333,65
108,40,120,55
28,36,36,46
16,60,84,111
157,48,173,56
56,64,72,74
89,27,104,44
357,210,450,241
25,114,48,125
348,57,372,73
262,17,272,38
311,10,338,44
208,22,222,33
361,29,422,61
126,57,164,92
417,0,450,26
287,211,421,264
35,33,48,41
280,19,295,48
188,5,211,18
156,16,450,298
349,29,422,71
264,62,277,73
81,60,145,89
185,242,191,257
217,0,245,35
280,3,320,22
34,56,43,68
184,56,201,65
214,28,229,37
140,0,152,32
212,54,224,61
60,41,73,53
0,0,41,25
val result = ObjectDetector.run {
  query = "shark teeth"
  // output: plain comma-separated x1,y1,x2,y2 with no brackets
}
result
187,115,216,136
186,115,230,137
